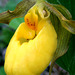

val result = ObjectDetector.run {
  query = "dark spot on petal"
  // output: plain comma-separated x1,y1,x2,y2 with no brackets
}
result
27,19,29,22
31,24,33,26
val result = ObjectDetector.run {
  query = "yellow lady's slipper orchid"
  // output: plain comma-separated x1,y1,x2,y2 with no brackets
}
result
4,3,57,75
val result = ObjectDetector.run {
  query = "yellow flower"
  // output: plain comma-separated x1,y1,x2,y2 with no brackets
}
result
4,3,57,75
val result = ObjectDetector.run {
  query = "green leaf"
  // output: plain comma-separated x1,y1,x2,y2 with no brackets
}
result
0,27,14,44
0,0,36,24
46,0,59,4
70,0,75,20
0,0,22,13
0,66,6,75
58,0,71,12
0,42,6,49
4,0,22,11
56,35,75,75
9,17,24,29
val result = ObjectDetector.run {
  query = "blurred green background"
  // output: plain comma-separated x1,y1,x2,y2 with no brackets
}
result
0,0,75,75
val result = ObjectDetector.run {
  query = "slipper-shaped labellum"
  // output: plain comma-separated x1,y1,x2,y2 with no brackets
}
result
4,3,57,75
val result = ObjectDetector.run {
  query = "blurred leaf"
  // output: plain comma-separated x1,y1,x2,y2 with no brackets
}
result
56,35,75,75
46,0,59,4
0,43,6,49
0,27,14,45
0,0,22,13
0,56,2,63
0,66,6,75
4,0,21,11
0,56,4,66
0,0,36,24
70,0,75,20
9,17,24,29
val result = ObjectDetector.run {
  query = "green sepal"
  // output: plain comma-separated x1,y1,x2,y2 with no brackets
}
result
0,0,36,24
44,2,75,34
43,1,75,75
